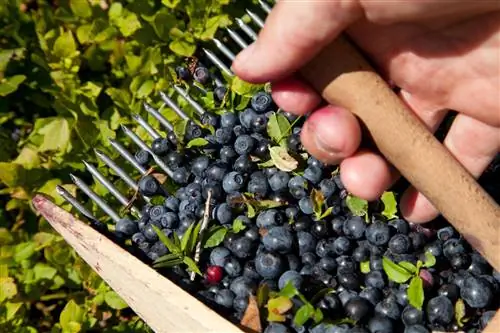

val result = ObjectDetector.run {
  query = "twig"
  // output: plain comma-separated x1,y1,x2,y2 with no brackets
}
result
190,190,212,281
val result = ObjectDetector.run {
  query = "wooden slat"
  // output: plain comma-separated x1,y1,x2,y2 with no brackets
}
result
32,194,243,333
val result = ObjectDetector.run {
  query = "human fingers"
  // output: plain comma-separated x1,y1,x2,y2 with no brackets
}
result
401,114,500,223
232,1,361,83
271,77,322,116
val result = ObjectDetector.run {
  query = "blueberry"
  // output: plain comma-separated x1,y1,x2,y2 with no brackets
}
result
365,222,391,246
375,295,401,320
332,236,352,255
298,196,314,215
426,296,454,325
151,138,170,156
206,163,227,181
264,323,292,333
367,315,393,333
224,257,242,277
166,151,184,168
233,295,249,314
160,212,179,229
263,226,294,254
338,272,361,291
460,275,493,308
233,124,247,136
450,252,471,270
220,112,237,128
311,221,330,239
443,238,466,259
166,130,178,146
388,218,410,235
251,92,273,113
234,135,255,155
230,276,256,298
437,226,455,241
220,146,237,164
138,175,161,196
388,234,411,254
214,289,235,308
255,252,285,279
257,209,283,229
222,171,245,193
231,236,254,259
239,108,257,129
303,166,323,184
252,138,270,159
402,305,423,326
318,179,336,199
343,216,366,240
268,171,290,193
365,271,386,289
352,246,369,262
214,203,233,225
251,114,268,133
480,310,496,329
149,205,166,221
142,223,159,242
278,270,303,290
344,297,372,322
191,156,210,178
215,127,233,145
150,240,168,257
404,325,429,333
210,247,231,267
175,66,190,80
287,134,301,152
307,156,324,169
297,231,317,256
201,112,219,128
193,66,210,85
244,227,260,242
358,287,383,306
318,257,337,273
288,175,307,190
213,86,228,102
247,172,269,197
233,154,254,173
132,232,146,244
115,218,138,236
409,232,426,250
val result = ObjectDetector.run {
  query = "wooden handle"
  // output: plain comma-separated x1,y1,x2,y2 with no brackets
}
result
32,195,243,333
301,35,500,272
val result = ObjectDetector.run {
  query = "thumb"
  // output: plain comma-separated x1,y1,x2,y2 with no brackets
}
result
231,1,362,83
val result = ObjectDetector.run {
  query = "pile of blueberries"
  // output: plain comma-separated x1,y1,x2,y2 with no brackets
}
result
108,64,500,333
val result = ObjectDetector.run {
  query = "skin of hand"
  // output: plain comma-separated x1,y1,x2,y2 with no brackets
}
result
232,0,500,224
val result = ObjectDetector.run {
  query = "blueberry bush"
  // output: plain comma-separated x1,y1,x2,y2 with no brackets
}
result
1,1,499,333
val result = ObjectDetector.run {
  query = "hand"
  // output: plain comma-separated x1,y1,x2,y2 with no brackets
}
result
232,1,500,223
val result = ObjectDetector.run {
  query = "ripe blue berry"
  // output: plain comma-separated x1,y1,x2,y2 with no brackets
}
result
263,226,294,254
366,222,391,246
278,270,303,290
255,252,285,279
426,296,454,325
230,276,256,298
343,216,366,240
115,218,138,236
215,127,233,145
222,171,245,194
234,135,255,155
257,209,284,229
215,289,235,308
239,108,257,129
151,138,170,156
268,171,290,192
138,175,161,196
214,86,228,101
389,234,411,254
193,66,210,84
460,276,494,308
175,66,190,80
251,92,273,113
220,112,238,128
298,196,314,215
303,166,323,184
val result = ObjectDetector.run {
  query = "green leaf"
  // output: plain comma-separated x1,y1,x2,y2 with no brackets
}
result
232,219,247,233
346,194,369,217
311,189,325,218
0,277,17,302
173,119,188,144
422,251,436,268
186,138,209,148
455,299,466,327
169,39,196,57
53,31,77,58
279,281,299,298
382,257,413,283
34,117,72,153
14,242,36,262
267,296,293,322
154,253,182,264
154,257,184,268
231,76,265,97
203,226,228,248
136,80,155,99
399,261,417,274
360,261,371,274
407,276,425,310
152,225,181,254
0,75,26,97
180,222,196,252
319,207,333,220
257,283,270,308
104,291,129,310
199,15,231,40
60,300,85,332
183,256,202,275
381,191,398,219
161,0,182,8
269,146,298,172
33,263,57,282
70,0,92,18
294,303,315,327
188,222,202,255
267,112,291,147
313,308,323,323
246,203,256,218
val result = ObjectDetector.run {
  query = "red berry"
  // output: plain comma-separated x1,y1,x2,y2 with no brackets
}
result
205,265,223,284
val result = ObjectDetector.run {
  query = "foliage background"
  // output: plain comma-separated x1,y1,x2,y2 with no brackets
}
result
0,0,257,331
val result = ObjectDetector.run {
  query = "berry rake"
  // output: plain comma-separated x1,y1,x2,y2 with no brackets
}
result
33,1,499,333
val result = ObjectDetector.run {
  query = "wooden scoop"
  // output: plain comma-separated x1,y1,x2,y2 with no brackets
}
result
300,35,500,272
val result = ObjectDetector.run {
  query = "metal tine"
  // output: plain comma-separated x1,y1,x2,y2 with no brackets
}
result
172,85,206,116
143,103,174,132
120,124,175,179
69,173,121,223
94,149,150,203
82,160,142,218
109,139,148,175
213,38,236,61
132,114,161,140
245,9,265,29
202,48,233,77
56,185,98,222
159,91,190,121
259,0,272,14
226,28,249,49
235,18,258,41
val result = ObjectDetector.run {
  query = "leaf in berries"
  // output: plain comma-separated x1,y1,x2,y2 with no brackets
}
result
203,226,228,248
267,112,291,148
186,137,208,148
381,191,398,220
382,257,413,283
269,146,298,172
407,276,424,310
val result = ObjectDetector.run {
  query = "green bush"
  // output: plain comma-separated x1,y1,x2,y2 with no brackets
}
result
0,0,256,331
